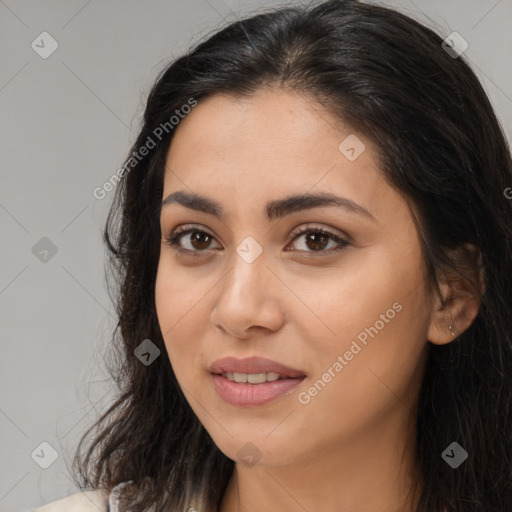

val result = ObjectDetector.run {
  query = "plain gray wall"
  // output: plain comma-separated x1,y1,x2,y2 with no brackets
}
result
1,1,511,510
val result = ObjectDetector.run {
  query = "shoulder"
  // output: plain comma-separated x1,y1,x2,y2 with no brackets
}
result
32,489,109,512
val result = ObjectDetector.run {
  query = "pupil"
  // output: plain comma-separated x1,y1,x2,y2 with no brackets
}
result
306,233,328,251
192,232,210,249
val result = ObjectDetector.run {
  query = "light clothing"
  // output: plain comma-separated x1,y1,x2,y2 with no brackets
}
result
31,482,130,512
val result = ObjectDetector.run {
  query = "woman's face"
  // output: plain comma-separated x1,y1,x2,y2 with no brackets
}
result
155,88,433,467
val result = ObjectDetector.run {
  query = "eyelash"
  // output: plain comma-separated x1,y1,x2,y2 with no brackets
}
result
162,224,350,258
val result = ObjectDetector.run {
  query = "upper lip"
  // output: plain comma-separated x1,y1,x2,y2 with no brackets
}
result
209,356,306,378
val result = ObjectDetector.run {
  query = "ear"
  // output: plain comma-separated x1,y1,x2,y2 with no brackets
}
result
427,243,486,345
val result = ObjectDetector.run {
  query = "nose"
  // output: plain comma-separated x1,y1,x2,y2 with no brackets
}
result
210,249,285,339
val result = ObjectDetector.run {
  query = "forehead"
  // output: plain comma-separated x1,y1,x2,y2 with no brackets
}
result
167,88,353,163
161,89,403,223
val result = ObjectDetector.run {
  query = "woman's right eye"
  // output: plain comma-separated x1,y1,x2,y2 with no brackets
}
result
163,226,221,256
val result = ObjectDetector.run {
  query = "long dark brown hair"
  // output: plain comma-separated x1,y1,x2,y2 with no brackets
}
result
71,1,512,510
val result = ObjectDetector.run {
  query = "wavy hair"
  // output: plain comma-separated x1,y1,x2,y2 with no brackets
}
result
72,1,512,510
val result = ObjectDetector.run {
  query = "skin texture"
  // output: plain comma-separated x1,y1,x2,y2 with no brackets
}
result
154,88,481,512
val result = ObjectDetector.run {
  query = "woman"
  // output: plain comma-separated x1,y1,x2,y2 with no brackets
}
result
34,0,512,511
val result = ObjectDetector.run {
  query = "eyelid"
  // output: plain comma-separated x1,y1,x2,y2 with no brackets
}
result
289,222,350,241
171,223,216,239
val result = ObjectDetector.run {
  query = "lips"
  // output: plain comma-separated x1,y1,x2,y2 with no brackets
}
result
209,356,306,379
208,356,306,407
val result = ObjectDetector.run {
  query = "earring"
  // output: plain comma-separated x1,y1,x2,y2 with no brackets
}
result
449,316,456,337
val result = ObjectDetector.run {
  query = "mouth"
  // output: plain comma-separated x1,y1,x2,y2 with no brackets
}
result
209,356,306,407
209,356,306,378
217,371,292,383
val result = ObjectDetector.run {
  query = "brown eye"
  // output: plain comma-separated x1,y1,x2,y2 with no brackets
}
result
163,224,349,258
303,232,330,251
189,231,213,250
163,226,221,256
287,226,349,255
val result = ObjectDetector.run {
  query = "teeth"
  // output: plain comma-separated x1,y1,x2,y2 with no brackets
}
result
247,373,267,384
224,371,281,383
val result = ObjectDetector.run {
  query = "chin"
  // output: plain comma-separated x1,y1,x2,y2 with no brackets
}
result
207,427,302,467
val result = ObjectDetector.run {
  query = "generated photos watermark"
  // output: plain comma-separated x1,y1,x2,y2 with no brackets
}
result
297,301,403,405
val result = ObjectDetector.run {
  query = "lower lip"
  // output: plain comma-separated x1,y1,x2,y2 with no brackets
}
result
211,374,305,407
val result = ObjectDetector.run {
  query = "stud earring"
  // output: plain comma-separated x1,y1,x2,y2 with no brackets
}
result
449,317,456,337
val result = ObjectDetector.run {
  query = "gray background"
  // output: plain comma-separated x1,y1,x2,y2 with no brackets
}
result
1,1,511,511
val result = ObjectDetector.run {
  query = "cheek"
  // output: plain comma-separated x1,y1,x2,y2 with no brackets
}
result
154,260,208,372
292,246,430,423
289,242,426,354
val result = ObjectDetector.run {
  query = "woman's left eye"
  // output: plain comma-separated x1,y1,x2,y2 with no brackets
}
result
163,224,349,257
286,226,349,255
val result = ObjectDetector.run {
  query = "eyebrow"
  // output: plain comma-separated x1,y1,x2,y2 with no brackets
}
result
161,190,375,221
